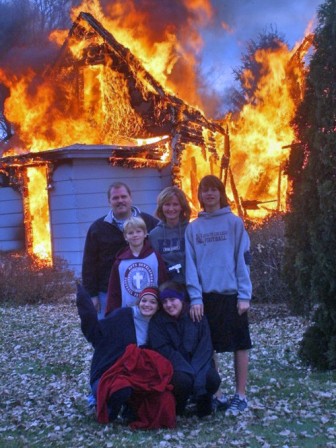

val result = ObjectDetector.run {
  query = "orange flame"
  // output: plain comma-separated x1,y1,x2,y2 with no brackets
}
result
69,0,212,108
0,0,215,156
0,1,314,262
24,165,52,262
223,39,311,219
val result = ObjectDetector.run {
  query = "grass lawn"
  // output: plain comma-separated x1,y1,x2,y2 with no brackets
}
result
1,301,335,448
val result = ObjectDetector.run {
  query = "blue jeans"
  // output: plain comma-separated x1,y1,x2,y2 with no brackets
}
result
97,291,108,320
91,379,100,400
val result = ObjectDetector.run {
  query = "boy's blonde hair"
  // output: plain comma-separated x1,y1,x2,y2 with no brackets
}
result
123,216,147,234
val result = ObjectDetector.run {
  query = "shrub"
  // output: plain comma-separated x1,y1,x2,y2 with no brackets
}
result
0,252,76,305
299,304,336,370
248,213,290,303
283,0,336,368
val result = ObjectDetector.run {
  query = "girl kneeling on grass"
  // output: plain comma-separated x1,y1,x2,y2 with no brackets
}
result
148,281,221,418
76,284,176,429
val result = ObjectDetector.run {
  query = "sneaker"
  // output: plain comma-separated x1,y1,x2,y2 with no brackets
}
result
212,393,230,412
88,404,97,416
197,394,213,418
87,392,96,407
119,404,137,425
87,393,97,415
225,394,248,416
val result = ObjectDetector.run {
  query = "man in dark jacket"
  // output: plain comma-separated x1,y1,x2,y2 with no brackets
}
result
82,181,158,319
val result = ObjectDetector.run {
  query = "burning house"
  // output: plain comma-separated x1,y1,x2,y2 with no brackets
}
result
0,12,228,276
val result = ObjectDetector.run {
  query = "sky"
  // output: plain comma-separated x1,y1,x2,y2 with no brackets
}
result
199,0,323,94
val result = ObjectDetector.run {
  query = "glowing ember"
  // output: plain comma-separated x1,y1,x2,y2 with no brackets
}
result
136,136,169,145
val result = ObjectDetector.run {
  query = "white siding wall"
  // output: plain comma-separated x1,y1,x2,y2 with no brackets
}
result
49,158,171,277
0,187,25,252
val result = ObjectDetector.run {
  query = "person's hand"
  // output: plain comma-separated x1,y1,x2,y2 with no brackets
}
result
237,300,250,316
91,296,100,313
190,304,204,322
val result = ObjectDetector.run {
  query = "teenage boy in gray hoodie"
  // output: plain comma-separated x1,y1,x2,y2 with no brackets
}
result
185,175,252,416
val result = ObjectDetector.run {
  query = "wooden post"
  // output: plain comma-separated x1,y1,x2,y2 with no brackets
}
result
220,127,230,188
210,154,215,175
229,168,244,219
190,156,198,208
277,163,282,211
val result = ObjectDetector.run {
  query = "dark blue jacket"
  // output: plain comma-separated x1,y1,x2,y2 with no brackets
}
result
76,284,137,385
148,308,214,397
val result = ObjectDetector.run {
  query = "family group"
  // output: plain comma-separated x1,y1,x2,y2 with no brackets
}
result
76,174,252,429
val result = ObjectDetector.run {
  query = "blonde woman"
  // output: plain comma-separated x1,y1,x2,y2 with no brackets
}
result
149,186,191,284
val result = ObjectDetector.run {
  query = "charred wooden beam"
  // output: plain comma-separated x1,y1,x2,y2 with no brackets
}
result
43,10,226,154
209,154,217,175
179,137,205,147
241,199,277,210
109,158,167,169
229,168,244,219
190,156,198,205
109,147,167,160
282,143,302,149
178,131,203,142
220,127,231,187
83,43,109,65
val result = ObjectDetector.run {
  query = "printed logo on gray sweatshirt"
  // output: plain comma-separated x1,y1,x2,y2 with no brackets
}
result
196,231,228,244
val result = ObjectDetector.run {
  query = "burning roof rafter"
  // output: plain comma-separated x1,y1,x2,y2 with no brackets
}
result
0,138,172,189
46,11,225,142
48,12,166,97
0,10,228,199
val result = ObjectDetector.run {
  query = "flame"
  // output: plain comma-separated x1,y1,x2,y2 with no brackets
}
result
69,0,211,107
0,0,314,264
24,165,52,262
136,135,169,146
222,40,310,219
0,55,143,152
178,37,311,220
0,0,214,156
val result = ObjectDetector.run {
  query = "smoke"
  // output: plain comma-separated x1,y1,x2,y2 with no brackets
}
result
0,0,322,117
1,44,60,75
101,0,208,41
208,0,321,41
0,0,66,74
96,0,216,112
94,0,321,116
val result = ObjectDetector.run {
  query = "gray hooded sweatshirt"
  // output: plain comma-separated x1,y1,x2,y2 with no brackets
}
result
185,206,252,305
